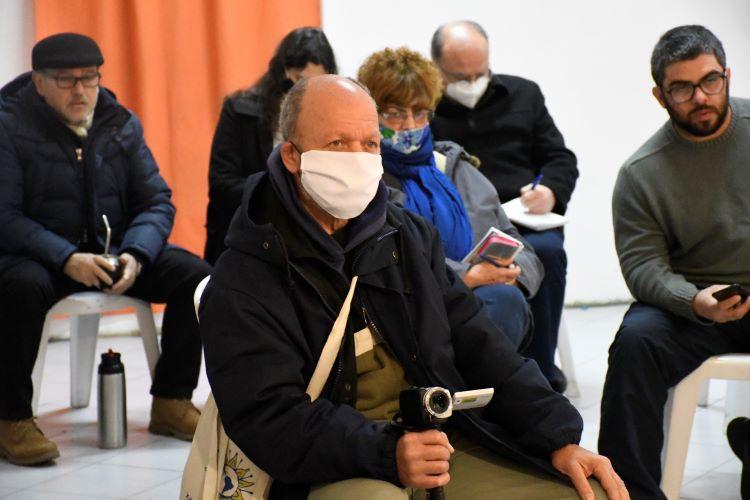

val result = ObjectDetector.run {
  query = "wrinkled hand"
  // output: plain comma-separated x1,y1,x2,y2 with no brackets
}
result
396,429,454,489
107,252,141,295
520,183,556,214
63,252,114,289
463,261,520,289
692,285,750,323
551,444,629,500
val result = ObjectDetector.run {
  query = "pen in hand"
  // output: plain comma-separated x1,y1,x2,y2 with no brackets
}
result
531,174,543,190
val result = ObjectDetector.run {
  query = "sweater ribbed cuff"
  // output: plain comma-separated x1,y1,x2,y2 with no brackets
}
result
671,282,711,324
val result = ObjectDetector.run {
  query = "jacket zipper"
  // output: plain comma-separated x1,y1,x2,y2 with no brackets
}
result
75,147,88,244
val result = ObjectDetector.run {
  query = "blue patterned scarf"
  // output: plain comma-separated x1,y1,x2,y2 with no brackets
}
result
381,126,473,260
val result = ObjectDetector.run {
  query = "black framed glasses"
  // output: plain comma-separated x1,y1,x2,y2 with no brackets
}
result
44,71,101,90
379,107,434,127
665,71,726,104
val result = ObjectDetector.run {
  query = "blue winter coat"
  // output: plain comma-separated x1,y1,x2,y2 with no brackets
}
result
0,73,174,274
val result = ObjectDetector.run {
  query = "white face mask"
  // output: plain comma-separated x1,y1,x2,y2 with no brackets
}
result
445,75,490,109
299,149,384,220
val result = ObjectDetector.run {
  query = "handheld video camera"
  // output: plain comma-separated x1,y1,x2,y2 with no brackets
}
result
394,387,494,500
397,386,494,429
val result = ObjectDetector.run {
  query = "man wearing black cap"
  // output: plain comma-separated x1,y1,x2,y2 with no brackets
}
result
0,32,210,465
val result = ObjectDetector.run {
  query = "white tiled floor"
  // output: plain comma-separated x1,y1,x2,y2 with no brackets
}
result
0,305,743,499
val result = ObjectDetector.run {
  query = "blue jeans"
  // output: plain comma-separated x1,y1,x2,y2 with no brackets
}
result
518,228,567,383
473,283,531,351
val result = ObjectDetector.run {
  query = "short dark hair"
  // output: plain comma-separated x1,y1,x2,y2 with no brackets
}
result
651,25,726,86
430,20,488,63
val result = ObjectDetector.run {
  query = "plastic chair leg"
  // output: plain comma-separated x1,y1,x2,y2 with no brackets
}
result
31,315,55,415
70,313,100,408
135,302,160,379
661,372,704,500
697,379,710,407
557,317,580,398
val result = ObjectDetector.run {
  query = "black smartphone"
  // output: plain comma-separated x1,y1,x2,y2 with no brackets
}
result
711,283,750,302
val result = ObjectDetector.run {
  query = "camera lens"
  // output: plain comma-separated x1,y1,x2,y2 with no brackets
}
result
429,392,450,413
423,387,452,420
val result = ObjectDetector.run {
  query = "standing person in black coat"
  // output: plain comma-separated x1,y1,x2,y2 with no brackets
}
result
430,21,579,393
204,27,337,265
0,33,210,466
200,74,627,499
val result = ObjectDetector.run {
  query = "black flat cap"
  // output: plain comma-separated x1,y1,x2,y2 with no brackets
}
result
32,33,104,71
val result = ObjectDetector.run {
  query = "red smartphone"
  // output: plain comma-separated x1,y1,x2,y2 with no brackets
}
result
711,283,750,302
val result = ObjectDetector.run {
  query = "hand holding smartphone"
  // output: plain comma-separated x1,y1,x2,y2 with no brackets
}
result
711,283,750,302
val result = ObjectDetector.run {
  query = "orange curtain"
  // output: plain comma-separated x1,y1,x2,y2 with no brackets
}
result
34,0,321,255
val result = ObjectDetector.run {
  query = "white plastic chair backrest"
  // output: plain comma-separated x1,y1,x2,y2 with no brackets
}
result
194,276,210,321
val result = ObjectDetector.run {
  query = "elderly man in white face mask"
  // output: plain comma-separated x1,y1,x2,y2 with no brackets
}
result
430,20,579,394
199,74,626,499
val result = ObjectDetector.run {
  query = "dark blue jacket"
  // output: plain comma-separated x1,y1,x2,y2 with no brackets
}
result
0,73,174,274
200,149,582,498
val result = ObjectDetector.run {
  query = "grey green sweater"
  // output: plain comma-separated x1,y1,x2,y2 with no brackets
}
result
613,97,750,323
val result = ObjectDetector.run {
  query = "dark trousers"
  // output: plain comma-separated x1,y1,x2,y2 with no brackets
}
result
518,228,567,382
0,247,211,420
473,283,531,351
598,302,750,499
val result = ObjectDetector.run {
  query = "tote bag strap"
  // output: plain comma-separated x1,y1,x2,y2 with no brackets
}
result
306,276,359,401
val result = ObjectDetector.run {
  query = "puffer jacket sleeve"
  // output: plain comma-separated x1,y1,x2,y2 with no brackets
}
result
426,220,582,457
200,276,402,486
0,117,77,270
118,115,175,265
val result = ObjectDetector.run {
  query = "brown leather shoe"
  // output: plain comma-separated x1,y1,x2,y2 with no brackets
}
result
148,397,200,441
0,418,60,465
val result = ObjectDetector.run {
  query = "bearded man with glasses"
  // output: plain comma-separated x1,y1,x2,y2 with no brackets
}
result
0,33,210,466
599,25,750,498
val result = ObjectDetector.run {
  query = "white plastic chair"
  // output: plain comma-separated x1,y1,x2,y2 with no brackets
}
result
31,292,160,413
660,353,750,500
556,316,580,398
194,276,210,319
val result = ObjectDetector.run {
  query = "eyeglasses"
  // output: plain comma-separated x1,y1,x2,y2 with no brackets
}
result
664,71,726,104
43,72,101,90
379,107,434,127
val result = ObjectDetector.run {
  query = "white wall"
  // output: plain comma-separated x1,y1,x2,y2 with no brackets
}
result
323,0,750,304
0,0,34,85
2,1,749,304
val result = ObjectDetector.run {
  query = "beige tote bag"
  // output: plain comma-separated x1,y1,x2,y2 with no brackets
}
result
181,276,360,500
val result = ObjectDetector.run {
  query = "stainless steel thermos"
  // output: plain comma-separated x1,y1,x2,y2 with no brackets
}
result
97,349,127,449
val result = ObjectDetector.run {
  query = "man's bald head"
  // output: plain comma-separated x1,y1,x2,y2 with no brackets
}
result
278,74,382,234
279,74,376,143
431,20,489,65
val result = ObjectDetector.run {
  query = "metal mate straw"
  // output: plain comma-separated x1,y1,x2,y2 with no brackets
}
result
102,214,112,255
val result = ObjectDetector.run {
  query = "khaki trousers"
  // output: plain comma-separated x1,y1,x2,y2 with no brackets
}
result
309,433,606,499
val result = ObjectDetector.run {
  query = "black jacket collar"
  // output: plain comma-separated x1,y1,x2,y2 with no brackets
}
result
224,146,392,279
